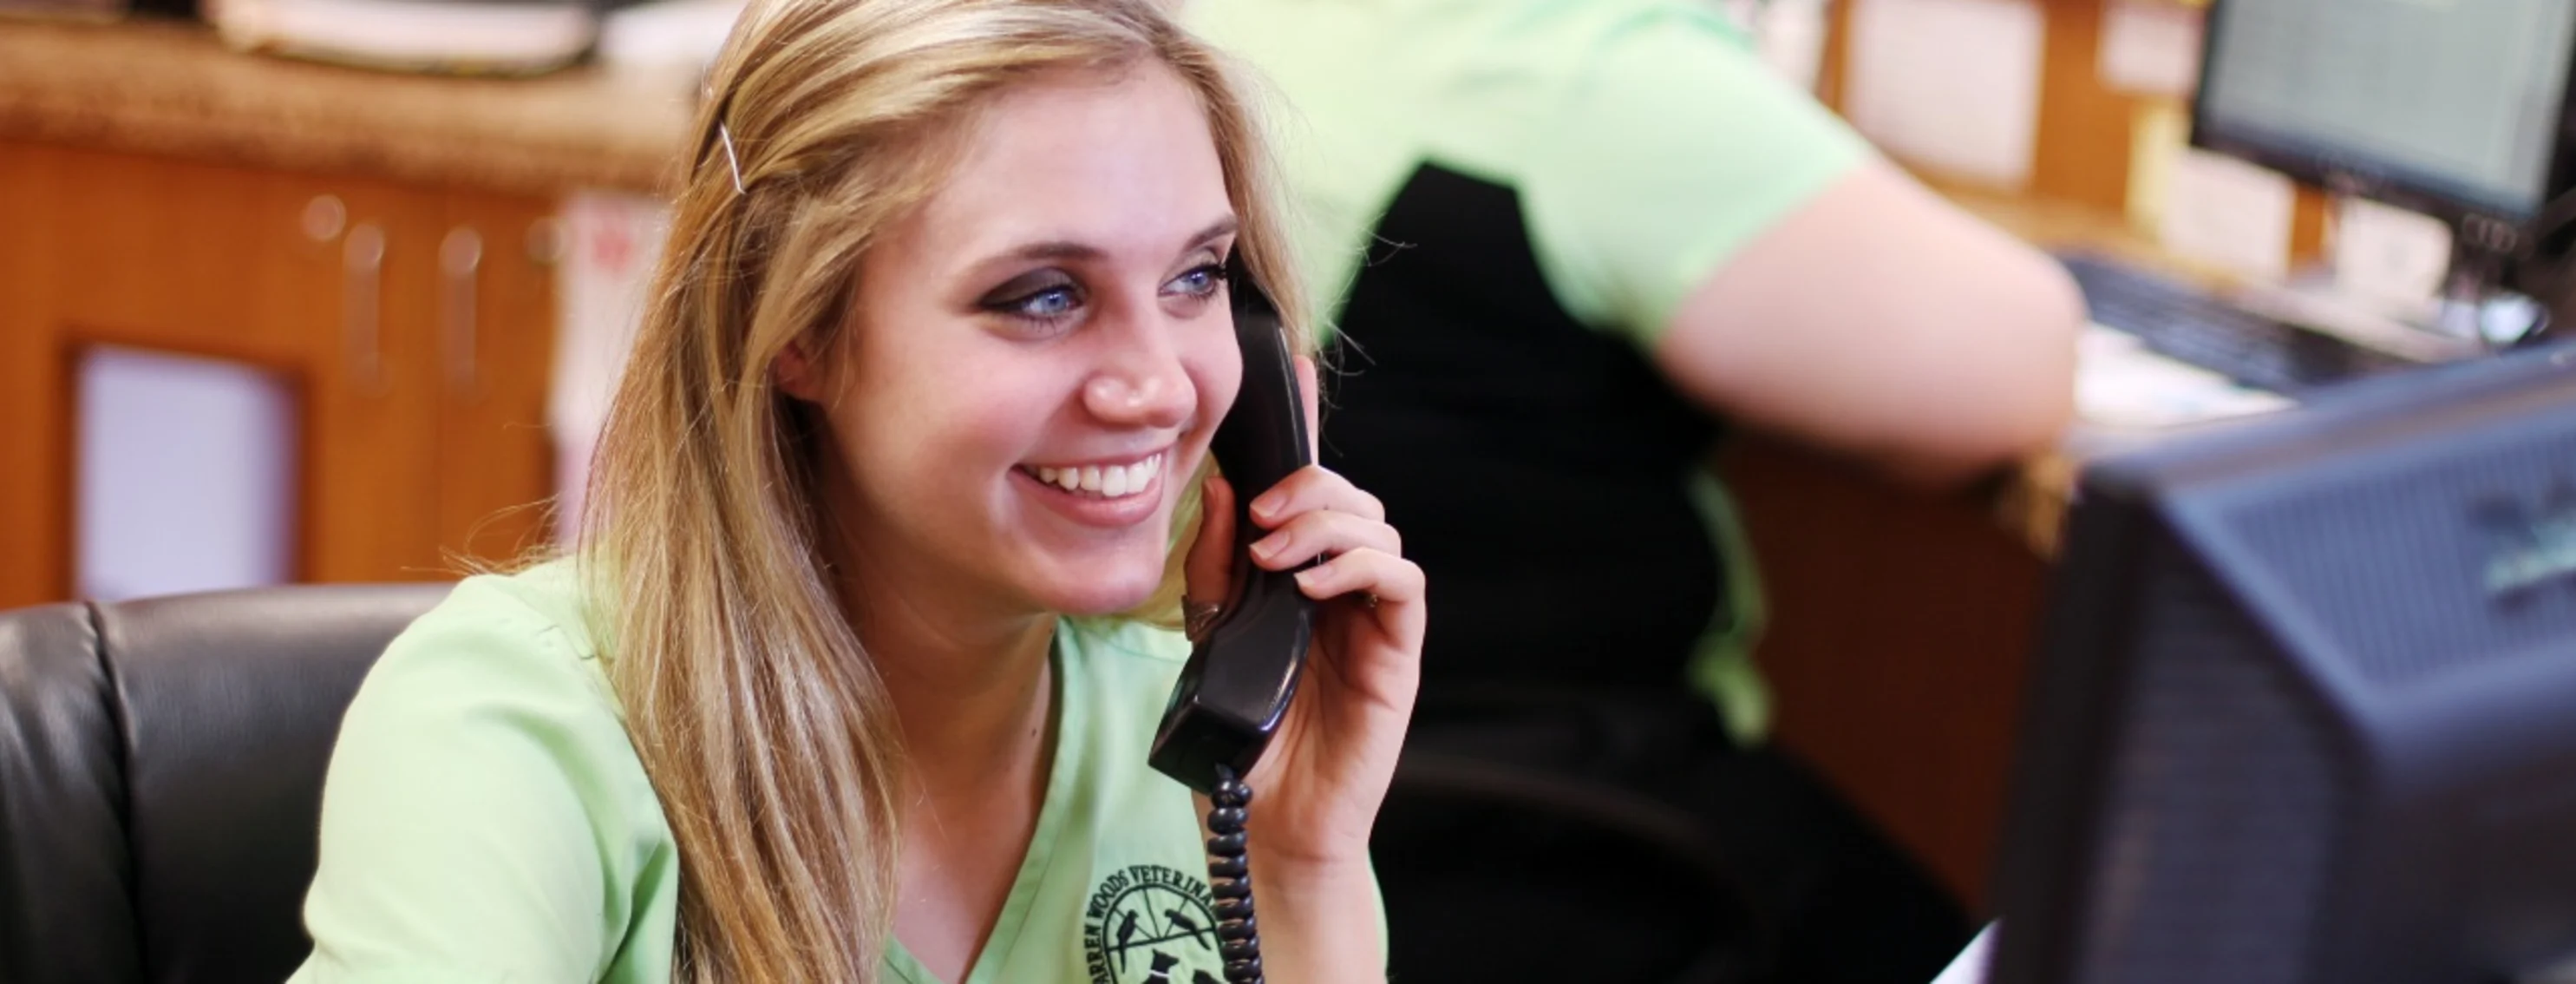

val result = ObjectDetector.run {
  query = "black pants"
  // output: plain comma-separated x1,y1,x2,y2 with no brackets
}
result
1371,690,1971,984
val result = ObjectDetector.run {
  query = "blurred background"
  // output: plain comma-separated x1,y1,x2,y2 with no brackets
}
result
0,0,2526,939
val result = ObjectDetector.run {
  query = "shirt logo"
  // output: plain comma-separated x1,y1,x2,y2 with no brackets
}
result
1082,863,1225,984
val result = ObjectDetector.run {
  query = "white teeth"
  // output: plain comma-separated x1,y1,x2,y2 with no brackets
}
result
1029,453,1163,499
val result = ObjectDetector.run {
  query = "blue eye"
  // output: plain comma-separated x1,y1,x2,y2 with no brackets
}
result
1018,286,1079,319
978,272,1085,330
1166,264,1224,298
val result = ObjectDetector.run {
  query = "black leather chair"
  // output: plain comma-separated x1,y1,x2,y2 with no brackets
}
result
0,583,450,984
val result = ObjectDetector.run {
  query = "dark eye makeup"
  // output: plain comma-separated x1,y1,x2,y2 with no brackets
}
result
977,270,1084,323
971,249,1231,332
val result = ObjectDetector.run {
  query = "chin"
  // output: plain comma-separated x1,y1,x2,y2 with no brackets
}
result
1026,548,1173,616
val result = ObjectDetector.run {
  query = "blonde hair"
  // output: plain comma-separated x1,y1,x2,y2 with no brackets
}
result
577,0,1306,980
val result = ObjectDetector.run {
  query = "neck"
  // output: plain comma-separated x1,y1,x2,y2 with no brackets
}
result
840,557,1057,804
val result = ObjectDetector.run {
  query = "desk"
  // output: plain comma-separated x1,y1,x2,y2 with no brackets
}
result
1727,188,2213,912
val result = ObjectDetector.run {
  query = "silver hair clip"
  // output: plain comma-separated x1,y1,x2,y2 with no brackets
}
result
716,121,747,195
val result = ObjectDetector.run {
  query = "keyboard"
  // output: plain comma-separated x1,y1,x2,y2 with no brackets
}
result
2058,254,2422,395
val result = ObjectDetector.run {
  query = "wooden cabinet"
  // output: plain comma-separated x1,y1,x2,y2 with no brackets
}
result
1722,433,2051,912
435,192,563,569
0,141,559,607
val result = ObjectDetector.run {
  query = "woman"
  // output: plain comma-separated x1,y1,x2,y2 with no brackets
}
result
288,0,1423,981
1184,0,2073,980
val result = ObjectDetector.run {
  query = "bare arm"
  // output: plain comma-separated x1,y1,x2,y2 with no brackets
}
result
1655,160,2084,489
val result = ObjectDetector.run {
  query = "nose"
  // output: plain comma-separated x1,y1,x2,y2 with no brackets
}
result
1082,319,1197,430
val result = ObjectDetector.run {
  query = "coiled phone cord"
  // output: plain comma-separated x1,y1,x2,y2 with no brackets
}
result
1204,765,1263,983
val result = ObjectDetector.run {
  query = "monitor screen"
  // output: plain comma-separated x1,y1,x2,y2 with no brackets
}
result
1988,344,2576,984
2198,0,2576,219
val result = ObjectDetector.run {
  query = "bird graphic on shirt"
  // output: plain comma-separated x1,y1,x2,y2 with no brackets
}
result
1164,908,1208,946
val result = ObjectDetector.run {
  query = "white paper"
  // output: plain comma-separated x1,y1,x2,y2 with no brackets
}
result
77,348,297,600
2099,0,2203,97
552,189,675,543
1847,0,2045,187
1930,923,1997,984
2161,148,2297,281
2333,196,2454,307
2077,323,2297,430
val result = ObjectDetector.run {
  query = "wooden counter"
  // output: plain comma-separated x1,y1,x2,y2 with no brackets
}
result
0,18,690,194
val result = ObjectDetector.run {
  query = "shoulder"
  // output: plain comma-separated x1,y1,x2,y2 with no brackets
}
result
301,558,675,981
1511,0,1870,337
328,558,658,845
350,559,615,728
330,557,653,825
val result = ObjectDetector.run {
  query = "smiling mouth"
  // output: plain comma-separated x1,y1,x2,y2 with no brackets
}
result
1019,451,1165,500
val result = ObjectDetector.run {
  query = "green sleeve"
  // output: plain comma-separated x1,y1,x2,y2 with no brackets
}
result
289,578,667,983
1520,3,1873,344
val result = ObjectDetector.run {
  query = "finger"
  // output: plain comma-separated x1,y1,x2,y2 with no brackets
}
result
1292,548,1428,638
1294,353,1322,461
1291,548,1424,606
1246,464,1387,529
1247,508,1401,572
1183,474,1236,607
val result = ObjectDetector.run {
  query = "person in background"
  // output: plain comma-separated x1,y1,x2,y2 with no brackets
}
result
288,0,1425,981
1182,0,2084,981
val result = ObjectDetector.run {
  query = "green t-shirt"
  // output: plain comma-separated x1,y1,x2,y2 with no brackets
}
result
291,561,1296,984
1187,0,1873,739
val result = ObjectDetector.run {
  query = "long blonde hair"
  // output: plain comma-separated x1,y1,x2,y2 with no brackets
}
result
578,0,1306,980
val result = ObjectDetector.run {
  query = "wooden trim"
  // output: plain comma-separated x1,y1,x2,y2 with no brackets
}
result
56,331,318,593
2030,0,2137,213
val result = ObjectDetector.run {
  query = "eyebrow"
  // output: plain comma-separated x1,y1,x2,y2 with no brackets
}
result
989,216,1241,266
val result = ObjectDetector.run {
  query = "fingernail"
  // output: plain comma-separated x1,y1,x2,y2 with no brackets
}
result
1294,566,1328,591
1251,490,1285,518
1249,533,1285,562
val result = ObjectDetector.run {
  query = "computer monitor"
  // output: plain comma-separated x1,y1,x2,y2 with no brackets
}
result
1988,343,2576,984
2194,0,2576,237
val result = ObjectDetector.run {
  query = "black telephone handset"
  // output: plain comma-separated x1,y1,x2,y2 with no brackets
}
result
1149,272,1317,799
1151,272,1308,982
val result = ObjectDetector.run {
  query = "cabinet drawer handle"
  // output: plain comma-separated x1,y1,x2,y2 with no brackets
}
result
343,223,387,396
441,226,485,401
304,195,347,242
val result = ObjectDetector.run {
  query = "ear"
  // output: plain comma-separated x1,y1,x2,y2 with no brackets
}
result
773,337,827,403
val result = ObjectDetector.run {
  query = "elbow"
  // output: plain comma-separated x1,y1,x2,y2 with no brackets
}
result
1989,258,2085,454
1888,258,2086,491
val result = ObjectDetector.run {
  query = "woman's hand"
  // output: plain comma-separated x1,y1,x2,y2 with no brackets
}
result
1181,356,1425,878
